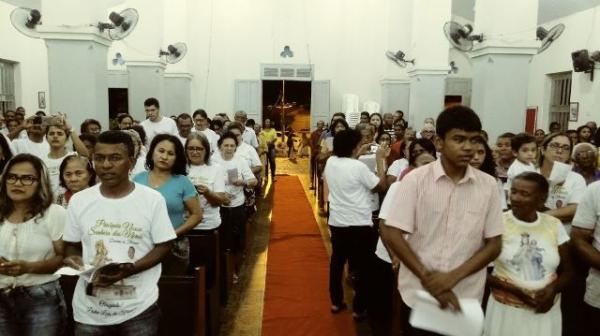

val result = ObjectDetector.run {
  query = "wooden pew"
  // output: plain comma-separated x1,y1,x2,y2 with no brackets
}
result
59,275,78,336
186,231,223,335
158,266,206,336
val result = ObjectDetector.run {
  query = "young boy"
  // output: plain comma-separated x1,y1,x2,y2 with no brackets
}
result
504,133,537,193
495,132,516,183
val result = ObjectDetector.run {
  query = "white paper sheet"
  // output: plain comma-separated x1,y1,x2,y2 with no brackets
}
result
409,290,484,336
54,264,95,276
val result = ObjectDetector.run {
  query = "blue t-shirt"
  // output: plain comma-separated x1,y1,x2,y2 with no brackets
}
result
133,172,197,229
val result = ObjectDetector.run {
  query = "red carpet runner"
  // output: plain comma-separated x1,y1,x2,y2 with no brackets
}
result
262,176,357,336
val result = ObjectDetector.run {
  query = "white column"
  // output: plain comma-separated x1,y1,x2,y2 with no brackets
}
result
407,0,452,128
124,0,166,120
470,0,539,140
39,0,115,130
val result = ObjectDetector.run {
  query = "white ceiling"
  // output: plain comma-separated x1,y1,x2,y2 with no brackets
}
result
453,0,600,23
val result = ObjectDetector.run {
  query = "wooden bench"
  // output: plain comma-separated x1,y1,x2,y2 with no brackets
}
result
158,266,206,336
187,230,226,335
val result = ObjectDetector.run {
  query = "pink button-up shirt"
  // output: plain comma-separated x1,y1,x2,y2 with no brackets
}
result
386,159,504,307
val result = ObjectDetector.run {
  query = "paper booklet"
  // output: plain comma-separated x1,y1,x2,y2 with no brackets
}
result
409,290,484,336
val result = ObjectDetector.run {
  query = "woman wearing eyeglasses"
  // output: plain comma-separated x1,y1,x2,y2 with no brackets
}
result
0,154,67,335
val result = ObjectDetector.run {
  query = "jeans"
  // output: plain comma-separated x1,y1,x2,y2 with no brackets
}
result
265,146,276,178
0,280,67,336
74,302,160,336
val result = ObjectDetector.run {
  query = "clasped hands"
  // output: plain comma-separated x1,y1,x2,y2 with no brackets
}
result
420,270,462,312
64,256,134,288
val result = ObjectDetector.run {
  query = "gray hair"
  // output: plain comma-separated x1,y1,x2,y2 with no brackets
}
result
572,142,598,160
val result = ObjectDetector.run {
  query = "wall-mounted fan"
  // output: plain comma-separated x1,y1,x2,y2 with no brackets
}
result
112,52,125,65
537,23,565,54
159,43,188,64
443,21,483,52
10,7,42,39
98,8,139,40
280,45,294,58
385,50,414,67
572,49,598,81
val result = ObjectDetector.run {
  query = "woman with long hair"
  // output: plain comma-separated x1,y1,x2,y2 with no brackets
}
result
0,134,13,174
133,134,202,274
55,155,96,208
0,154,67,335
369,113,385,140
470,137,507,210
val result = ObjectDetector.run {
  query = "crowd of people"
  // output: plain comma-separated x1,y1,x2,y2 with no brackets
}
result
314,106,600,336
2,97,600,336
0,98,273,335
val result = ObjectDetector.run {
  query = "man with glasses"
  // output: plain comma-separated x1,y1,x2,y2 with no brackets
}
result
63,131,176,335
234,110,259,149
175,113,194,145
192,109,219,154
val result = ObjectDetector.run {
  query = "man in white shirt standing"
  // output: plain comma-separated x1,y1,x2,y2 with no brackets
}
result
234,110,259,149
175,113,193,145
63,130,176,335
12,116,50,158
140,98,178,145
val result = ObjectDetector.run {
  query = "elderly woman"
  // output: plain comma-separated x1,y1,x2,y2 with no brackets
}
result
572,142,600,185
55,155,96,208
485,172,572,336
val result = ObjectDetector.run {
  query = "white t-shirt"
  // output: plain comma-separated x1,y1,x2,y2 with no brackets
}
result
12,138,50,158
492,211,569,291
233,142,262,170
358,152,380,211
193,128,220,154
323,156,379,227
505,159,536,191
140,117,178,145
130,152,147,177
63,184,177,325
176,133,188,146
572,182,600,308
387,158,409,178
541,166,586,229
43,151,76,198
375,181,402,263
242,127,259,148
0,204,65,288
188,163,226,230
211,154,255,208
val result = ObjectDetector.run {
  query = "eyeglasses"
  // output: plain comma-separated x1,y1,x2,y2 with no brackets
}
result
6,174,38,186
575,150,596,158
547,143,570,152
186,146,205,152
93,154,125,163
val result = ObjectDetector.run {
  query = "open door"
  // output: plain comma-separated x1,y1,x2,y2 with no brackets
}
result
234,80,261,124
310,80,330,130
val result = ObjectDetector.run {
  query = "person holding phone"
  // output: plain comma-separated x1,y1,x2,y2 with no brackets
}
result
0,154,67,335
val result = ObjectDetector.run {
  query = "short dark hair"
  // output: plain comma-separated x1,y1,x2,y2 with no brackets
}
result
117,114,133,124
408,138,437,166
549,121,560,129
79,133,97,147
332,112,346,119
513,171,549,202
333,129,361,158
96,130,135,157
210,119,223,130
246,119,255,127
511,133,536,152
145,134,188,175
218,131,239,147
330,118,349,133
435,105,482,139
360,111,370,118
127,125,147,146
192,109,208,119
59,154,96,189
497,132,516,140
176,113,192,124
80,119,101,134
144,97,160,108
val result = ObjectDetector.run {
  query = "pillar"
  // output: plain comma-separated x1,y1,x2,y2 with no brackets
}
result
470,0,539,140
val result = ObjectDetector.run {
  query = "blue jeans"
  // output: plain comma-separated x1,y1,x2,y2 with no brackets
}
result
74,302,160,336
0,280,67,336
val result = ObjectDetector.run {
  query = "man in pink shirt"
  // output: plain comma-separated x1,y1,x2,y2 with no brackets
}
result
381,105,504,335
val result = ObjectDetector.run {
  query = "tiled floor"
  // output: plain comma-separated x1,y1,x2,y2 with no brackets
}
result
219,157,372,336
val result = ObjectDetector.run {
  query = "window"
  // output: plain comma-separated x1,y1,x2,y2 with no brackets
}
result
0,61,15,113
549,72,571,131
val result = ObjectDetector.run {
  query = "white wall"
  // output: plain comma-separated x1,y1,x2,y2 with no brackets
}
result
528,5,600,130
0,1,49,115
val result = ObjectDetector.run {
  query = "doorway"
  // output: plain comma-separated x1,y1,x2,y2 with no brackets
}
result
262,80,311,133
108,88,128,129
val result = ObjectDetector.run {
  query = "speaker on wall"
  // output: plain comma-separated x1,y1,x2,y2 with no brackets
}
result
571,49,594,72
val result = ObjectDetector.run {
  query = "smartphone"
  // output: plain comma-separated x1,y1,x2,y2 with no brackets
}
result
369,144,378,154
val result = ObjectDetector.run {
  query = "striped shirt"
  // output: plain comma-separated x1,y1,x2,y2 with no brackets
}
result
386,159,504,307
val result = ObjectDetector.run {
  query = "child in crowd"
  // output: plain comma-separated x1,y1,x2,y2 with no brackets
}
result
505,133,537,193
495,132,516,183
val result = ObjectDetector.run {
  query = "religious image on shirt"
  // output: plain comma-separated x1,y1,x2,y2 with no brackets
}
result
509,233,546,281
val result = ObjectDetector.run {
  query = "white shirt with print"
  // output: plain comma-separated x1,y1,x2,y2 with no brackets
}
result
63,184,176,325
188,163,226,230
